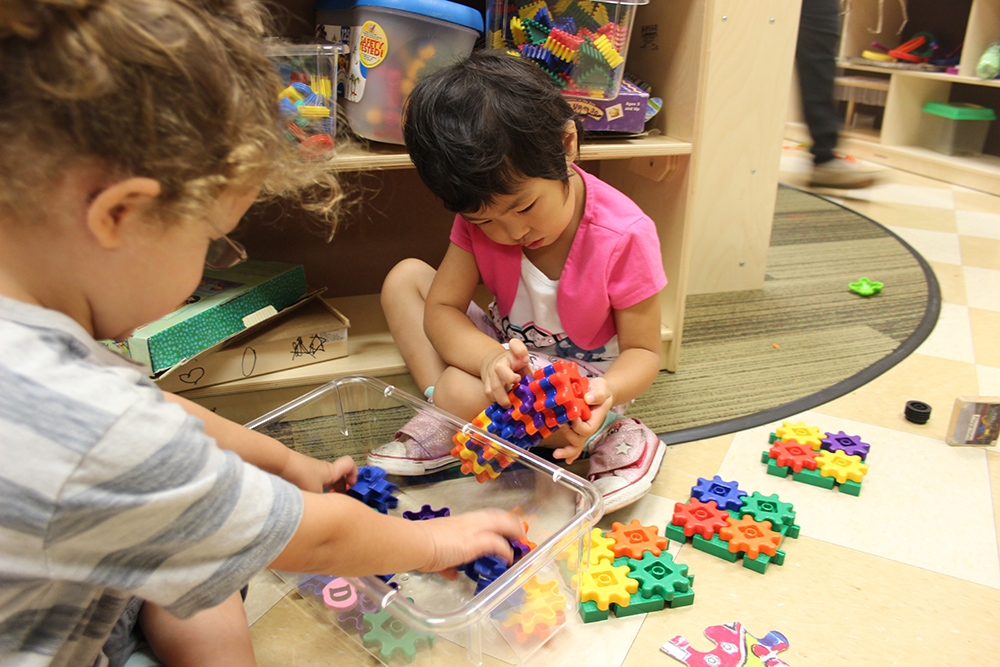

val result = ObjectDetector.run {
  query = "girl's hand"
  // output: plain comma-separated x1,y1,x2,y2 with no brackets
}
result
480,339,532,407
281,453,358,494
416,510,526,580
554,377,614,464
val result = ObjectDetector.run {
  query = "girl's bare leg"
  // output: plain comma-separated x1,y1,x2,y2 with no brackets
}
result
381,258,447,393
140,591,255,667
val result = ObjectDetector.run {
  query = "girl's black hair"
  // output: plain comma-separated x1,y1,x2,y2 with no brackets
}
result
403,50,582,214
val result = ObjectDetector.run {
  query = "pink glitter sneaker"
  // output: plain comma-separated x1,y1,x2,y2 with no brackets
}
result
587,417,667,514
367,412,461,476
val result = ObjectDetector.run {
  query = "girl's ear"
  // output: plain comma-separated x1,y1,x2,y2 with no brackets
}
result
562,120,580,162
86,177,162,249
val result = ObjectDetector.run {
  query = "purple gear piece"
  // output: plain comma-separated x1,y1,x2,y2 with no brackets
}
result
691,475,747,511
511,540,531,561
298,574,335,596
821,431,871,461
402,504,451,521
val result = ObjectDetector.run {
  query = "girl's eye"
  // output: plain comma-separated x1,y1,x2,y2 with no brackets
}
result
518,203,535,214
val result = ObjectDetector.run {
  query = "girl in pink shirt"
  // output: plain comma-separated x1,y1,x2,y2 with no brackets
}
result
370,51,668,513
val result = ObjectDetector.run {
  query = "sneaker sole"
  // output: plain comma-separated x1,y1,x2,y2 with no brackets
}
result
366,451,461,476
600,436,668,514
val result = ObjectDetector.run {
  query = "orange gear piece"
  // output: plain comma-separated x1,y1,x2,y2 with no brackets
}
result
671,498,730,539
768,439,820,472
605,519,669,560
774,421,824,450
578,562,638,610
500,576,568,642
455,446,501,483
529,361,591,425
521,522,537,551
719,515,782,560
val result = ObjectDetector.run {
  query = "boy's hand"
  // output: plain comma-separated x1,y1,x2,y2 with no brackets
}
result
480,339,532,407
416,510,526,579
554,378,614,464
281,453,358,494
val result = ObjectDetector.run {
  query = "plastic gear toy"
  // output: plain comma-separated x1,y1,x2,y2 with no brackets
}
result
671,498,730,539
739,492,797,533
361,606,434,662
816,450,868,484
605,519,670,560
347,465,399,513
578,561,638,610
767,439,819,472
401,504,450,521
719,515,782,559
774,421,824,450
621,551,692,600
821,430,870,460
691,475,747,511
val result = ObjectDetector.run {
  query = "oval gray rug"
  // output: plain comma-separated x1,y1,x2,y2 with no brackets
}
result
631,184,941,443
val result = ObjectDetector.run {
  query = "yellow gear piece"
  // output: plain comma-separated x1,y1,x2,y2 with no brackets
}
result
578,562,638,610
510,17,526,46
518,0,547,20
544,35,577,62
774,421,824,450
591,34,624,68
816,450,868,484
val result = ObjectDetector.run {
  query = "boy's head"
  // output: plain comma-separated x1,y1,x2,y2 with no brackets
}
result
0,0,342,230
403,50,582,215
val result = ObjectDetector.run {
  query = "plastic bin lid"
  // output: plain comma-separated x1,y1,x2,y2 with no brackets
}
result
922,102,996,121
314,0,483,32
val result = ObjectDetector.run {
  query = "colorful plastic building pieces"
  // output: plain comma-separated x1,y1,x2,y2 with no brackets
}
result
668,480,800,574
849,277,884,296
450,360,590,482
401,504,450,521
498,576,568,642
661,622,792,667
773,421,825,450
605,519,669,560
361,604,435,662
347,465,399,513
762,425,871,496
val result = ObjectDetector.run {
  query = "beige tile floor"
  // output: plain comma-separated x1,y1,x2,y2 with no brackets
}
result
246,145,1000,666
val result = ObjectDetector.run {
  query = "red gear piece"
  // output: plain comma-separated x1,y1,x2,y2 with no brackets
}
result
768,439,820,472
528,361,591,426
719,515,782,559
605,519,669,560
671,498,730,539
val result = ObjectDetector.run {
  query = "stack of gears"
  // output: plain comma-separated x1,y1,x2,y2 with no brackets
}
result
450,359,591,482
276,72,336,157
489,0,631,98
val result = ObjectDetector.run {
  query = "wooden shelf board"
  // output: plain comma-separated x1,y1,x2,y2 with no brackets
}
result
838,61,1000,89
177,294,675,398
328,134,693,172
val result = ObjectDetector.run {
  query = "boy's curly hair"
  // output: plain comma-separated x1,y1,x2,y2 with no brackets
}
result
0,0,344,233
402,50,582,215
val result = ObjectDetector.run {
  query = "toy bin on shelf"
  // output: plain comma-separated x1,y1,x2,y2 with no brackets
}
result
315,0,483,145
267,43,347,158
485,0,648,101
246,376,603,666
920,102,996,156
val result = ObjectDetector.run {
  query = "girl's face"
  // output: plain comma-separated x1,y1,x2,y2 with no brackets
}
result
461,170,581,250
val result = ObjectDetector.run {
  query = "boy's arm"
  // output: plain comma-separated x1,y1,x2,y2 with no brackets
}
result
270,491,525,578
162,392,354,493
424,243,529,401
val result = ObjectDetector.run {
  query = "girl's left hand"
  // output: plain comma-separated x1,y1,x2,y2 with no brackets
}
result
281,453,358,494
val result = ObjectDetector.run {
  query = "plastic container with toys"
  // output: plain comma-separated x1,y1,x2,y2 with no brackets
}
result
267,43,347,158
920,102,996,156
315,0,483,144
485,0,649,101
246,375,602,665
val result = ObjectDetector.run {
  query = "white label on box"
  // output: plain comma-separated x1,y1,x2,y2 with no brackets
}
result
243,305,278,328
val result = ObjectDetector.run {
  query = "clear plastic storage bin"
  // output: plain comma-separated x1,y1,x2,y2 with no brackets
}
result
246,376,602,665
316,0,483,144
485,0,648,100
920,102,996,156
268,43,348,158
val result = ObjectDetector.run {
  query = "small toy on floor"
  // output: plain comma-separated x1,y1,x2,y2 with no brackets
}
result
450,359,591,482
666,477,800,574
761,421,870,495
662,622,791,667
561,520,695,623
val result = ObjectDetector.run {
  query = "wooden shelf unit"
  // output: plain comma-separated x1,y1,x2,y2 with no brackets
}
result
786,0,1000,195
182,0,802,418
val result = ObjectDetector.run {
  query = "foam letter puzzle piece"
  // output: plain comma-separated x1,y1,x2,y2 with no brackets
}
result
661,622,792,667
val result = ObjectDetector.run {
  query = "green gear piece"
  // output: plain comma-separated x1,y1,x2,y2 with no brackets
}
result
361,607,434,663
740,491,797,530
521,18,550,45
620,552,693,601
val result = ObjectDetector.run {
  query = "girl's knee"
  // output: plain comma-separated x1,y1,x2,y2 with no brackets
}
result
381,258,433,302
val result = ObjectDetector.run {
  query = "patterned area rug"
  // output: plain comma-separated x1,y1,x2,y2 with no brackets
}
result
631,185,940,443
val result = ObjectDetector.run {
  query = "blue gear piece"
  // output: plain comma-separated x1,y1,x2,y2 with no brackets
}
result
691,475,747,511
402,504,451,521
473,554,509,593
348,465,399,514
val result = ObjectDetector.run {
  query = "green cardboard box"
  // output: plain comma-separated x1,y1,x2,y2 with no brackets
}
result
107,261,307,375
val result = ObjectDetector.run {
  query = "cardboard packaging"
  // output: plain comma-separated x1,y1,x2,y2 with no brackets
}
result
568,79,650,133
156,297,349,393
946,396,1000,446
105,261,307,375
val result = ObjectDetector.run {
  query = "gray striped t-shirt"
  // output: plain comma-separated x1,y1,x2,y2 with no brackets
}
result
0,296,304,666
